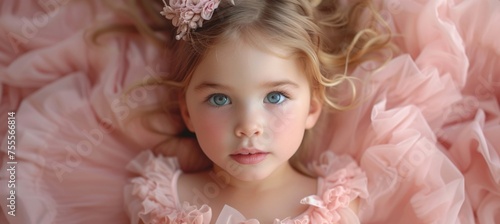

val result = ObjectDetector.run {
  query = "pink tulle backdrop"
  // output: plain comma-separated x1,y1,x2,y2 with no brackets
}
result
0,0,499,223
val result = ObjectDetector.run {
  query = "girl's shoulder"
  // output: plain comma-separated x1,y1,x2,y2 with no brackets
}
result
124,150,199,224
284,151,368,223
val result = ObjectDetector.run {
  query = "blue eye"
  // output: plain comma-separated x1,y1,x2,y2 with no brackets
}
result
208,94,231,106
265,92,286,104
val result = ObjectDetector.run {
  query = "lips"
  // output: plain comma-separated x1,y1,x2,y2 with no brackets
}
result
230,148,269,165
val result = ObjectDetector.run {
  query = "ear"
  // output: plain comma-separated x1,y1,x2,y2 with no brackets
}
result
305,94,322,129
179,94,195,132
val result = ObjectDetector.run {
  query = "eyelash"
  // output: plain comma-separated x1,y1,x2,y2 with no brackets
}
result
271,91,290,101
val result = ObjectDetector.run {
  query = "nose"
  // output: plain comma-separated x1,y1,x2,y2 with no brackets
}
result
234,110,263,138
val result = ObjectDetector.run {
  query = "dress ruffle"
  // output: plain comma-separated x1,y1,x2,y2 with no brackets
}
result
379,0,500,222
0,1,171,224
283,151,367,224
125,151,212,224
125,151,366,224
1,0,499,223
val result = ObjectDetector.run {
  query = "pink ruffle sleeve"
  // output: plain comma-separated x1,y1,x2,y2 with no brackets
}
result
1,0,499,223
297,151,368,224
124,150,212,224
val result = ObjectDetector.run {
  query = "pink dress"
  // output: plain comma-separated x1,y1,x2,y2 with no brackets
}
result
1,0,499,223
124,150,368,224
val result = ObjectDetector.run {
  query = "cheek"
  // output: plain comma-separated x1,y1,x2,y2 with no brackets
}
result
190,109,230,149
269,117,305,142
263,104,308,146
266,100,309,129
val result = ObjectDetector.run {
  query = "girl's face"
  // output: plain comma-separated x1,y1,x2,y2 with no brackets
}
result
181,38,322,182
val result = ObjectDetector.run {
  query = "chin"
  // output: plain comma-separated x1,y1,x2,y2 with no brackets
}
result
217,159,290,182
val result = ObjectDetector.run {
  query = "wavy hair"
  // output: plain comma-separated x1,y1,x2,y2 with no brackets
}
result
93,0,392,175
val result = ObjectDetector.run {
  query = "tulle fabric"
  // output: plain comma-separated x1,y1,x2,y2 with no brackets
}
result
1,0,499,223
124,150,212,224
0,1,172,223
124,150,366,224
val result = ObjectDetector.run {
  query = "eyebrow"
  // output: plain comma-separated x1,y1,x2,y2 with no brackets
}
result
193,80,300,92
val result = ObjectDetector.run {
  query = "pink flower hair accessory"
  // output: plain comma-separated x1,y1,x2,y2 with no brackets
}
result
160,0,234,40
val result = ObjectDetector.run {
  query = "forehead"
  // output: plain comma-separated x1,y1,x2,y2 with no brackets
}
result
188,38,308,89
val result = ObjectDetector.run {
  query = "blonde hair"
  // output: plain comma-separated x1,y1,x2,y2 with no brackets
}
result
93,0,392,175
163,0,391,108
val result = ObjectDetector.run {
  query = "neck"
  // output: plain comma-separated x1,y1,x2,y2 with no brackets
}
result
211,162,298,193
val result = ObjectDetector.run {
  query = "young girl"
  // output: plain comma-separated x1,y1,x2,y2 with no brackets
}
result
124,0,390,223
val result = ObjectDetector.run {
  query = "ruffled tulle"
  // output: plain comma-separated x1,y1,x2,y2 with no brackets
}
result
125,150,366,224
125,151,212,224
1,0,500,223
0,1,171,224
291,152,368,224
